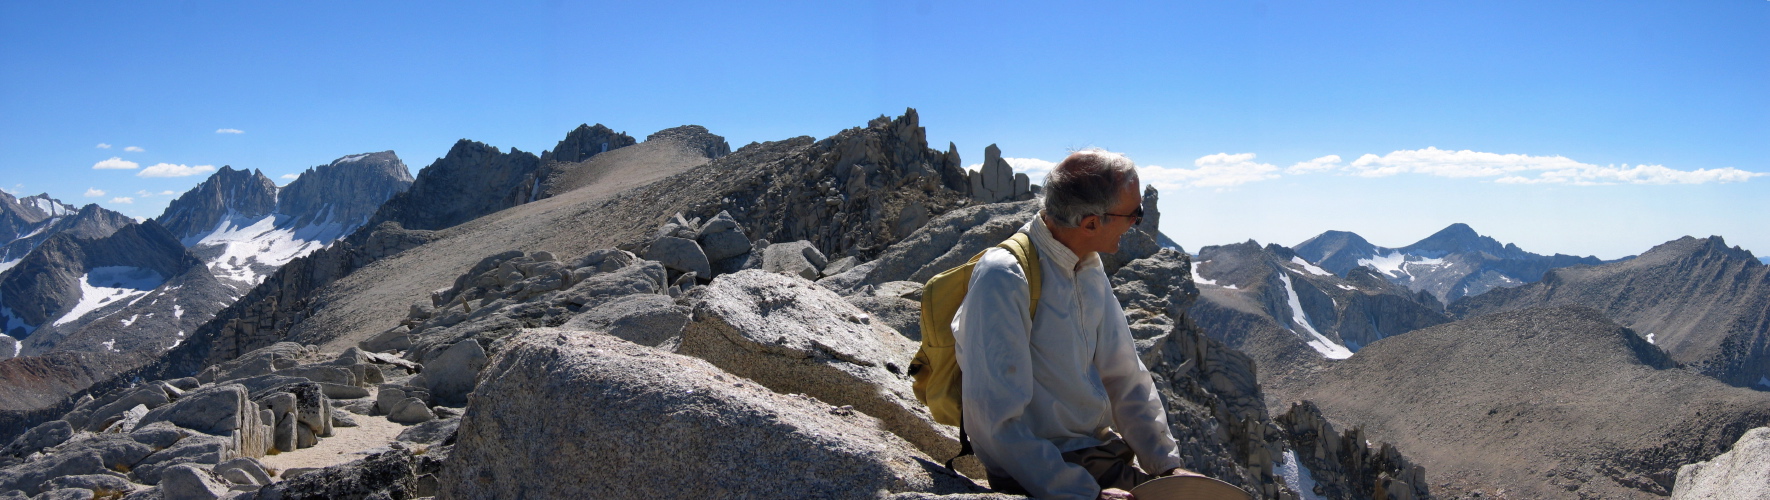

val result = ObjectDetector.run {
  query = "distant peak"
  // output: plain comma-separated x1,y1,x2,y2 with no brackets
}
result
1433,223,1479,238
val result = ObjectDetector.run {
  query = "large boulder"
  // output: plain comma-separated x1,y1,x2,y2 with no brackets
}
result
696,210,752,263
1673,426,1770,499
644,236,712,279
2,420,73,457
762,240,829,280
0,451,108,496
159,464,229,500
559,293,690,347
421,339,487,407
135,384,272,460
440,328,987,499
255,448,422,500
676,270,956,468
131,434,230,485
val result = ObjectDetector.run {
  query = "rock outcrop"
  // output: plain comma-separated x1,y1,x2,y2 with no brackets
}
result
442,328,990,498
1276,401,1429,500
1672,426,1770,499
0,192,78,267
967,144,1030,203
538,123,636,165
646,125,731,160
677,270,952,465
367,139,543,232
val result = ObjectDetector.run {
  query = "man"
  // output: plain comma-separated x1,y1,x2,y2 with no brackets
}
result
953,149,1183,500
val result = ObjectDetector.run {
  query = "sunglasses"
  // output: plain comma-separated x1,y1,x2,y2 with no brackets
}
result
1104,206,1144,226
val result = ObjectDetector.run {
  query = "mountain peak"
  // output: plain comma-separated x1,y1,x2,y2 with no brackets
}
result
541,124,637,164
154,166,280,242
1402,223,1502,257
278,151,413,229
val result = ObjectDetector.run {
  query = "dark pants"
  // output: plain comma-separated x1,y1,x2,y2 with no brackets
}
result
986,438,1154,495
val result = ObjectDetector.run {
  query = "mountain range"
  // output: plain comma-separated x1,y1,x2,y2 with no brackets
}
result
0,110,1765,498
0,153,413,413
1294,223,1607,304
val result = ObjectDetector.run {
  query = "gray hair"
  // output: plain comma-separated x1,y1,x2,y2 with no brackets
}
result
1042,148,1139,228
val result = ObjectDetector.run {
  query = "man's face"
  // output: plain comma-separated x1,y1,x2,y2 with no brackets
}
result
1091,179,1143,255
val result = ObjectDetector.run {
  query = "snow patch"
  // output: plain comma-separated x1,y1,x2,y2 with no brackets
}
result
1337,284,1357,291
1279,273,1353,359
1191,259,1219,286
173,305,184,319
0,258,20,275
332,153,372,165
1646,333,1656,344
1357,251,1447,280
1277,449,1327,500
1291,256,1332,276
120,314,140,327
54,267,164,326
188,212,353,286
101,338,118,352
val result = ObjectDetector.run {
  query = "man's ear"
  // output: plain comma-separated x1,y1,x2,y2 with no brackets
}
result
1081,215,1099,232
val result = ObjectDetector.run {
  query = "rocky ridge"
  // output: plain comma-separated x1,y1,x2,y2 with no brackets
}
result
1450,235,1770,389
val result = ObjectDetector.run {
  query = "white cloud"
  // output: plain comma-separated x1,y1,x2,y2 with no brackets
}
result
137,163,216,178
280,173,300,180
160,190,175,195
1286,155,1344,174
109,197,134,204
93,157,139,170
123,146,144,152
1140,153,1282,190
84,188,106,197
96,143,112,149
1331,147,1764,185
216,128,244,134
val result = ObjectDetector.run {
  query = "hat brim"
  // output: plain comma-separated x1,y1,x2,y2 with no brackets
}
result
1127,475,1252,500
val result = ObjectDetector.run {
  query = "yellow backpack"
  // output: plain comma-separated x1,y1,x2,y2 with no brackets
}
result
911,232,1042,427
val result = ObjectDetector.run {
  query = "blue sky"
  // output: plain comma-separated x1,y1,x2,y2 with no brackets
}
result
2,1,1764,260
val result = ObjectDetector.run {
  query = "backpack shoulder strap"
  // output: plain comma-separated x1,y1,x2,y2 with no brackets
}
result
998,232,1041,318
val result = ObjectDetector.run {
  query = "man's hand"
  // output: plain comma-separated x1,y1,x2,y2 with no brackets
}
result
1098,487,1135,500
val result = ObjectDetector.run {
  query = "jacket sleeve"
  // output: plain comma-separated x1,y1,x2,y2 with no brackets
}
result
955,248,1100,500
1093,280,1185,476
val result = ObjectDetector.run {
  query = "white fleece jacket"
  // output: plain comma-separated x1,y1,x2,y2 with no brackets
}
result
953,217,1183,500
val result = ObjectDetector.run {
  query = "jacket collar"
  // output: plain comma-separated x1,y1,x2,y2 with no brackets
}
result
1026,215,1101,277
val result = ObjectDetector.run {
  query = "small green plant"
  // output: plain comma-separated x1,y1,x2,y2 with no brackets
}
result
92,488,128,500
266,447,282,455
110,463,131,473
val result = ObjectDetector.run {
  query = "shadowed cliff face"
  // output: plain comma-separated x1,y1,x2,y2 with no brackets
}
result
1451,235,1770,388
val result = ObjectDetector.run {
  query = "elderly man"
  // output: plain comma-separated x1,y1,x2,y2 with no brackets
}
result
952,149,1183,500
